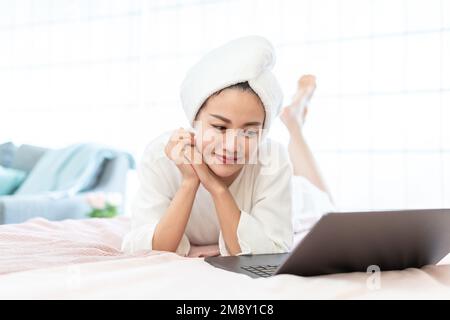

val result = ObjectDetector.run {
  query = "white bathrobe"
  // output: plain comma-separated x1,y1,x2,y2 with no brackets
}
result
122,132,334,256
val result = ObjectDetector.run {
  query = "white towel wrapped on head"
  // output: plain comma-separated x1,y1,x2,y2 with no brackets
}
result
180,36,283,132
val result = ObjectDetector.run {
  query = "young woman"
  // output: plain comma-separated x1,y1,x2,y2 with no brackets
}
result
122,36,334,257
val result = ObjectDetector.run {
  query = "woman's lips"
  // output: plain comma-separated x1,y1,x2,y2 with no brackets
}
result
214,153,241,164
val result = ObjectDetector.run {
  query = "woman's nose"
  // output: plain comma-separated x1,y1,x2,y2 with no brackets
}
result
222,129,243,154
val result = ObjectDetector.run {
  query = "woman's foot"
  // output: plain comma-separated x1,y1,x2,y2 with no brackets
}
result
280,75,317,130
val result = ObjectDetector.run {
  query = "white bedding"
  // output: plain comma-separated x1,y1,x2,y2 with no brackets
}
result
1,217,449,299
1,252,450,299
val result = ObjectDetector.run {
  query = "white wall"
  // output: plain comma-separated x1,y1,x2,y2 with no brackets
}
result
1,0,449,211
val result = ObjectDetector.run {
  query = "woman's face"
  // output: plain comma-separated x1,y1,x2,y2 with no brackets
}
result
194,88,265,179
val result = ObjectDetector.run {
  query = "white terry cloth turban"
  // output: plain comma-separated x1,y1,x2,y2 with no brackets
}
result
180,36,283,132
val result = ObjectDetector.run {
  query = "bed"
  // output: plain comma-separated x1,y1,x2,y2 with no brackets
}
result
0,216,449,299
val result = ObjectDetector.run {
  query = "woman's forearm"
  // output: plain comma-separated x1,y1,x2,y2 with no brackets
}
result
211,186,242,255
152,179,199,252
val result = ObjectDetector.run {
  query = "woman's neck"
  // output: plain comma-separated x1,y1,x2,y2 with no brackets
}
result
220,167,243,187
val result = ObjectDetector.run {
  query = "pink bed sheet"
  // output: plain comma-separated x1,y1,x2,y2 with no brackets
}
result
0,217,138,274
0,216,220,275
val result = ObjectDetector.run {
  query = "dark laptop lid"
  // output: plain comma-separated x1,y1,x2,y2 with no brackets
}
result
276,209,450,277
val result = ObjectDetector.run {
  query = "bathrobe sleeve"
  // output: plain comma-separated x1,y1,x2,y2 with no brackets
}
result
121,151,191,256
219,162,294,256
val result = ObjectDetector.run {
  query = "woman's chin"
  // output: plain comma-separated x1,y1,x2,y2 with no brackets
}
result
208,163,242,178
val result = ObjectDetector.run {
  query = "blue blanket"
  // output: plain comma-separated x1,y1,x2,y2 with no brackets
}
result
15,143,130,196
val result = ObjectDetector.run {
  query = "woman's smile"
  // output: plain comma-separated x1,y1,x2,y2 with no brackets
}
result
213,152,241,164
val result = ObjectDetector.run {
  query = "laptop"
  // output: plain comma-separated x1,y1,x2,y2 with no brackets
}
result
205,209,450,278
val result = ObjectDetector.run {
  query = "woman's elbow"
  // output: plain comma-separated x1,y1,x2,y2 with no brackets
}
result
152,238,178,253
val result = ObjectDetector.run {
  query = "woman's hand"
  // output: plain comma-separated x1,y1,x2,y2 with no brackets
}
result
165,128,199,185
183,143,226,196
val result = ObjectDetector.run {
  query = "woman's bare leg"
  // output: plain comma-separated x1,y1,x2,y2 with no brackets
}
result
280,75,332,199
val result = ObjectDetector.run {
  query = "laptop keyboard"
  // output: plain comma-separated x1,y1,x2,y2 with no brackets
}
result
241,265,279,277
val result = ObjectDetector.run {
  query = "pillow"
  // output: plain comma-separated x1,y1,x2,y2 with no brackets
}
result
0,142,17,168
10,144,47,174
14,143,114,196
0,165,27,195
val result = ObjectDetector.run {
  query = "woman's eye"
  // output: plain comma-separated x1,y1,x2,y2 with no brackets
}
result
212,125,226,131
242,129,259,138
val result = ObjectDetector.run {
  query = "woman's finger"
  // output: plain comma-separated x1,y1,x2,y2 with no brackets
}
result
170,138,192,164
170,128,194,143
173,132,190,142
189,147,209,177
166,129,196,164
182,144,199,164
